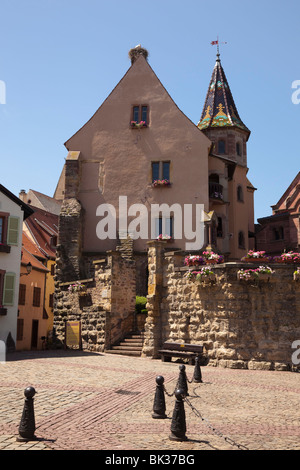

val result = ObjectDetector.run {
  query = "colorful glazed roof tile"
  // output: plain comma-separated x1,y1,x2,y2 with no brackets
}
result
198,54,250,134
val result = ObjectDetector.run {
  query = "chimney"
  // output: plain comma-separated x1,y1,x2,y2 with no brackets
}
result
19,190,27,201
129,45,149,65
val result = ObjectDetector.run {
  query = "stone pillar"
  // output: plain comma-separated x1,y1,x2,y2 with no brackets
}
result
55,151,84,283
142,241,166,358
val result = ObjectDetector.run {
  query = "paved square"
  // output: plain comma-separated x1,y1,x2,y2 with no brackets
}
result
0,350,299,450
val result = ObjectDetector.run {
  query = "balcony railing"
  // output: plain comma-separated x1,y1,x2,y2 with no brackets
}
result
209,182,224,201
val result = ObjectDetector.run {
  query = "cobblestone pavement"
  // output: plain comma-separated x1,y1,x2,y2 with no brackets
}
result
0,350,300,451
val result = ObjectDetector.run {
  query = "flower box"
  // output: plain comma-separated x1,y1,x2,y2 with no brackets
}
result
185,268,216,284
202,251,224,264
156,235,173,242
0,307,7,316
131,120,147,129
184,255,206,267
152,179,171,187
68,282,86,294
242,251,270,263
0,244,11,253
277,252,300,264
237,266,274,282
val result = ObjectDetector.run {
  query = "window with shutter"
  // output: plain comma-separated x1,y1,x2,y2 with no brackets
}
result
17,319,24,341
18,284,26,305
3,273,16,306
33,287,41,307
7,217,20,246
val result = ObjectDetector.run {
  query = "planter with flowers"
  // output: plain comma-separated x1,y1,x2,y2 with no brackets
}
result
294,268,300,281
185,267,216,284
184,255,206,267
202,251,224,265
241,250,270,263
152,179,171,188
156,234,173,242
68,281,87,297
237,265,274,283
276,252,300,264
131,120,147,129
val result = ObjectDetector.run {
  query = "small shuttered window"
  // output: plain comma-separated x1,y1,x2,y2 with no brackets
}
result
33,287,41,307
3,273,16,306
7,217,20,245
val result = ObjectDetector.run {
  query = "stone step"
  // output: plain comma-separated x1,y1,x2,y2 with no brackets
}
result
106,331,145,357
105,349,142,357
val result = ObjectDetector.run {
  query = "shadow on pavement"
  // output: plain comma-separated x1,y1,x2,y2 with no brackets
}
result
6,349,104,362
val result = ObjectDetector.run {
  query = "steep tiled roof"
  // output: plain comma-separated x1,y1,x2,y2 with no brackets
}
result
24,207,58,260
198,54,250,136
21,232,49,272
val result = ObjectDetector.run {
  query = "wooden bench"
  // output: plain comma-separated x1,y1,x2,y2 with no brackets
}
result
158,342,203,365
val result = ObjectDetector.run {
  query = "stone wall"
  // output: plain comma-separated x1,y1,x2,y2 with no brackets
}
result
142,242,300,371
53,251,136,351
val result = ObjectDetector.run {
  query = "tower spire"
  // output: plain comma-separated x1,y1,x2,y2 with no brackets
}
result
198,44,250,137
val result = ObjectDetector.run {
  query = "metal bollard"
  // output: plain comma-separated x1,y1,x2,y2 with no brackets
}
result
193,354,203,383
16,386,37,442
169,389,187,441
177,364,189,396
152,376,167,419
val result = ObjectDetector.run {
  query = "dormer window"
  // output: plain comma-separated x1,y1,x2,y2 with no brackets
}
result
131,105,148,127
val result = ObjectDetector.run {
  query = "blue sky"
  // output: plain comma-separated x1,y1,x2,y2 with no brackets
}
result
0,0,299,222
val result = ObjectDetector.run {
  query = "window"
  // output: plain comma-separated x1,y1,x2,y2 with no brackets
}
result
0,270,5,305
273,227,284,241
18,284,26,305
218,140,226,154
131,105,148,126
0,217,4,243
152,161,170,183
50,264,55,276
7,216,20,245
49,293,54,308
217,217,223,238
17,319,24,341
237,185,244,202
236,142,242,156
33,287,41,307
155,217,173,238
2,273,16,306
238,231,245,249
0,212,9,246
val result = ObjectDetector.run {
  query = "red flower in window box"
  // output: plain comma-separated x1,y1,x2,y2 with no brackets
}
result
131,120,147,128
152,179,171,187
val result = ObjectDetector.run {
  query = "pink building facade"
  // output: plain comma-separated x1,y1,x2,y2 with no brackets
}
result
54,46,256,290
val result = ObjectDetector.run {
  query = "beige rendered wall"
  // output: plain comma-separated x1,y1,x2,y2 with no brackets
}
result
228,165,252,259
64,55,211,253
17,267,48,351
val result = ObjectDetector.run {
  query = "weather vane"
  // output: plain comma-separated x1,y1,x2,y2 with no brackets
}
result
211,36,227,59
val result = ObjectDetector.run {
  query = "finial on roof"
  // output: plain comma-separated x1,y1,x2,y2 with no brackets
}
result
128,45,149,65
